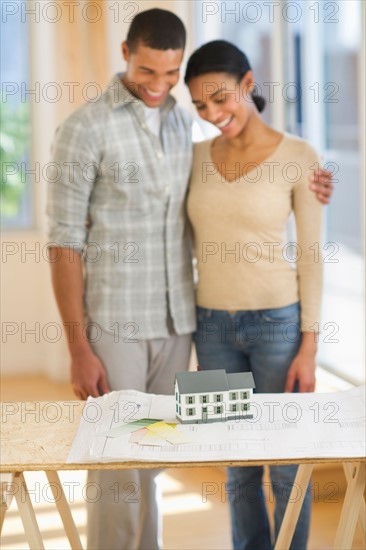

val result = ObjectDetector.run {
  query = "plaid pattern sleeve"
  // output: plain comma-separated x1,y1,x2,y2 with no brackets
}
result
47,74,196,339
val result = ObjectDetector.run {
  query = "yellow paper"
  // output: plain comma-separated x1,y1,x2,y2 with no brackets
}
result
146,421,192,444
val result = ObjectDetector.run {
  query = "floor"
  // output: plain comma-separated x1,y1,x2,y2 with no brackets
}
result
0,374,364,550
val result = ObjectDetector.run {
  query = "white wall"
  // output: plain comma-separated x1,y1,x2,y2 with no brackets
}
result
106,0,195,111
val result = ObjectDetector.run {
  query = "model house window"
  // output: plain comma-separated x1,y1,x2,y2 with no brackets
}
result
200,395,209,403
230,404,238,412
1,0,32,229
242,403,250,412
214,394,223,402
179,406,181,415
186,396,195,405
241,391,250,400
229,392,238,400
176,403,179,413
202,407,208,413
187,408,195,416
215,406,222,414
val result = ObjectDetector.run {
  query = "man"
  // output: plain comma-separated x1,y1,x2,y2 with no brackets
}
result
47,8,333,550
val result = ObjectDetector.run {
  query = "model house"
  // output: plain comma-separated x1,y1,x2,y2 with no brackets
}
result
174,369,255,424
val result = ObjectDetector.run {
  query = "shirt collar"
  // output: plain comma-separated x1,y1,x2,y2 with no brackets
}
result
106,73,177,116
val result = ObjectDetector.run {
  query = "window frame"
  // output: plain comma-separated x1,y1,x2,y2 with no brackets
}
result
191,0,366,385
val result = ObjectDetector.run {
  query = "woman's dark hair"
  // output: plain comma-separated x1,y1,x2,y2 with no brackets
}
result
184,40,265,113
127,9,186,52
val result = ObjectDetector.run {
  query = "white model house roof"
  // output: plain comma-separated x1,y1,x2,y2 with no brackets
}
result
175,370,255,394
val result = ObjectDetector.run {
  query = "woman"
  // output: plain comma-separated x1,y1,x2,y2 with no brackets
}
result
185,40,323,550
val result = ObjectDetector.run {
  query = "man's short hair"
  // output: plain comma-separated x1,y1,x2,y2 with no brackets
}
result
126,8,186,52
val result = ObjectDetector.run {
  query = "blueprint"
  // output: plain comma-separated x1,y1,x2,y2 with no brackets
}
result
67,386,366,463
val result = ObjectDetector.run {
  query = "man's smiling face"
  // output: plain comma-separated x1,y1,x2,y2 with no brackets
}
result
122,41,184,107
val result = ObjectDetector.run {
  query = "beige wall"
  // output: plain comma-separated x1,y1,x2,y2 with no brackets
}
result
1,233,68,379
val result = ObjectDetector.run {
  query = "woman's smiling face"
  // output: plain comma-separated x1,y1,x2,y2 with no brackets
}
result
188,71,256,138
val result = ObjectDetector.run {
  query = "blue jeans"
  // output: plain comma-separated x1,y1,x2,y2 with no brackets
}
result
194,303,311,550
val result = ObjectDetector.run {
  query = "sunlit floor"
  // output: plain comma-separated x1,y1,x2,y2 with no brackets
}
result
1,465,365,550
0,468,232,550
1,373,364,550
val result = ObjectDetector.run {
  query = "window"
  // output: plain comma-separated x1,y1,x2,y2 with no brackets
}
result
187,408,196,416
193,1,365,386
230,404,238,412
1,0,32,228
176,403,179,413
179,406,181,415
283,0,364,385
186,395,195,405
215,406,222,414
242,403,250,412
202,407,208,413
214,394,223,402
200,395,209,403
241,391,250,400
229,392,238,400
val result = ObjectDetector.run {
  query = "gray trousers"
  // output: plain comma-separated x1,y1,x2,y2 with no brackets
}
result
87,330,192,550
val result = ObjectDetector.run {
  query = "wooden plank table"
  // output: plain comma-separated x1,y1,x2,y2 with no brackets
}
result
1,401,365,549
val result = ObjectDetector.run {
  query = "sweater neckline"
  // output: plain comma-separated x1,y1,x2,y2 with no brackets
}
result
207,133,287,185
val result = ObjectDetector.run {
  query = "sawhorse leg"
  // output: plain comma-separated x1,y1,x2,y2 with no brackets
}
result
343,462,366,542
1,473,15,532
274,463,314,550
45,470,83,549
13,472,45,549
1,471,83,550
333,461,366,549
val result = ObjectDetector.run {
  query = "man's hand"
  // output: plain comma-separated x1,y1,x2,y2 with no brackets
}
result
70,349,110,400
309,168,334,204
285,352,316,393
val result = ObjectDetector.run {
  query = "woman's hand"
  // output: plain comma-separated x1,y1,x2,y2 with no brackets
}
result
309,168,334,204
285,352,316,393
285,332,317,392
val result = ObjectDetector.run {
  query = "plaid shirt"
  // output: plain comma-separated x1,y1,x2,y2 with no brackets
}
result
47,74,195,339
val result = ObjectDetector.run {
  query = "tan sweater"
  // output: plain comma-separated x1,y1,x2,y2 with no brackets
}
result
187,133,323,331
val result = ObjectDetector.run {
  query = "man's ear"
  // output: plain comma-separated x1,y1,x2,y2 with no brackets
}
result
122,41,129,62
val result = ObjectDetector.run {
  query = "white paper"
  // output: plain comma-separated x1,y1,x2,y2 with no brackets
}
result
67,386,366,464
